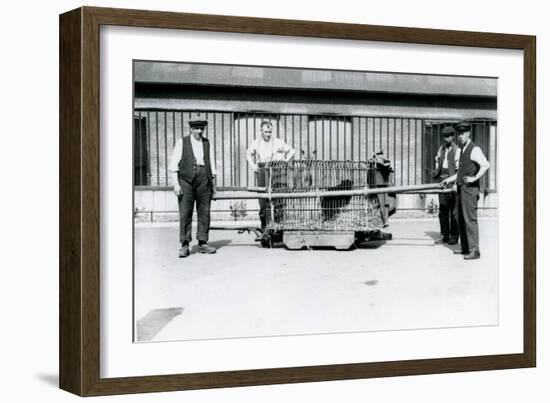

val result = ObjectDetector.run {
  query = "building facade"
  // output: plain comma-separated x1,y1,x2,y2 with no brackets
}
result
133,62,497,221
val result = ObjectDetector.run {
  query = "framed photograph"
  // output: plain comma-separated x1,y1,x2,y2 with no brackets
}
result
59,6,536,396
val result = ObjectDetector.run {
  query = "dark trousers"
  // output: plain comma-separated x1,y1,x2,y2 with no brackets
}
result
256,167,268,230
438,192,458,240
456,185,480,252
178,166,212,243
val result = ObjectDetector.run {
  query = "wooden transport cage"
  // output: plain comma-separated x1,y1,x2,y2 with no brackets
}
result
261,155,395,249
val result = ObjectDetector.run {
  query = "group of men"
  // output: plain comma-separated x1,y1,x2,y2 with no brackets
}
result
168,114,489,261
433,121,490,260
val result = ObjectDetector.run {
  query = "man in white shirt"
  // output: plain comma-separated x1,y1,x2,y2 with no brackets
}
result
441,121,490,260
168,113,217,257
246,121,295,231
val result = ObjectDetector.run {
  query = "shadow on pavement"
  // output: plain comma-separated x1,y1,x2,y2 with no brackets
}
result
190,239,233,252
356,240,386,249
136,307,183,341
425,230,459,252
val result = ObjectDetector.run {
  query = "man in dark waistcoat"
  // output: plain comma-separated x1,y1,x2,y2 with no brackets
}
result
433,126,460,245
440,121,490,260
168,113,217,258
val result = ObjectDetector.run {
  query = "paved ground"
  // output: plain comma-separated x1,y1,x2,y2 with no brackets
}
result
134,218,498,342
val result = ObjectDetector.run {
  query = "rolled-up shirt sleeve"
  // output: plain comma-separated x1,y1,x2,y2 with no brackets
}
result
168,139,183,173
470,146,490,169
434,146,442,169
246,139,258,164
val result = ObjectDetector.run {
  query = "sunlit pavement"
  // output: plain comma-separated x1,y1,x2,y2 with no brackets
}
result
134,218,498,342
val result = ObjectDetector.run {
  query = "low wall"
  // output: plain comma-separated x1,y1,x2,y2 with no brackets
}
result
134,189,498,222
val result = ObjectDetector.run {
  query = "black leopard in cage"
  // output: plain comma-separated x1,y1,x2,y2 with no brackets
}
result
320,179,354,221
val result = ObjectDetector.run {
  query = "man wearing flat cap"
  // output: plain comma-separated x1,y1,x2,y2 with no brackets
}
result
168,113,217,258
441,121,490,260
433,125,460,245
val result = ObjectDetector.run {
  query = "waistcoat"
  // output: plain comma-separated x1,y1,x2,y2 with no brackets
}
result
177,136,213,184
435,142,458,178
457,141,480,187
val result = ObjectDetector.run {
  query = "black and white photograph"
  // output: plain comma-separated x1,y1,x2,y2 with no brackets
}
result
133,60,498,343
2,0,546,399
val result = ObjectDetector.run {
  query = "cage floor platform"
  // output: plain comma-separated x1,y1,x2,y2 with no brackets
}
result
283,230,356,250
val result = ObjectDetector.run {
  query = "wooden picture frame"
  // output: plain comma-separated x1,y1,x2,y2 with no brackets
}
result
59,6,536,396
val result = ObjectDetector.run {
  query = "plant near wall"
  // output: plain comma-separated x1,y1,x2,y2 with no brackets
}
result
229,201,248,221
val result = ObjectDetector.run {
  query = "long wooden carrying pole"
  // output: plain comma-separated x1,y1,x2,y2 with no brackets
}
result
215,183,444,200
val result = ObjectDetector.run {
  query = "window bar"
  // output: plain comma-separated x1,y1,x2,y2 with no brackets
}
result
291,114,295,153
252,115,257,184
400,118,403,186
147,111,152,186
237,115,241,187
371,118,379,158
431,123,436,184
155,111,160,186
164,111,168,186
365,117,369,161
299,114,303,159
420,119,425,185
137,112,143,186
172,111,176,145
180,111,184,140
414,119,418,184
343,117,346,160
320,118,325,159
359,117,363,161
386,117,390,162
393,118,397,178
230,112,234,187
283,114,287,143
379,117,383,154
221,113,225,188
351,117,355,161
212,112,216,169
407,118,411,185
307,115,311,161
245,114,249,187
329,117,333,160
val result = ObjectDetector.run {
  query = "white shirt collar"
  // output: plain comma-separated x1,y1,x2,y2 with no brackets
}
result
190,135,203,144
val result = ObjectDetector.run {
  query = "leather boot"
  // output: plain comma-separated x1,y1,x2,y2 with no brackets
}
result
178,244,190,258
197,243,216,254
464,250,481,260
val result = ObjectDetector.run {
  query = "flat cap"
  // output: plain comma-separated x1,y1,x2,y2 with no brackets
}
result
455,121,471,132
441,126,455,136
188,113,208,127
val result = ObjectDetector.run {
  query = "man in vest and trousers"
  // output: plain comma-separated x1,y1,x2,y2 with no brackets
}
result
433,126,460,245
440,121,490,260
169,113,218,258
